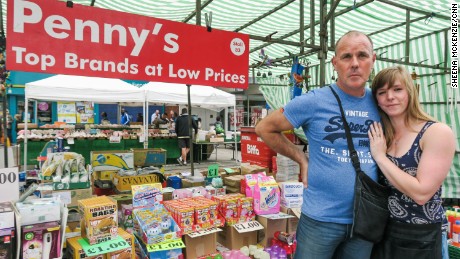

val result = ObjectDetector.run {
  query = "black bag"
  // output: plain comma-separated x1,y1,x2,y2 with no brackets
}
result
329,86,390,243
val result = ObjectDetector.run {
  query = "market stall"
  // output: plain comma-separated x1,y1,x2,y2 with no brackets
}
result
141,82,238,163
23,74,146,169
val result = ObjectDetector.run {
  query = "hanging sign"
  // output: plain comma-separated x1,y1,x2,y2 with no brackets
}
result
7,0,249,89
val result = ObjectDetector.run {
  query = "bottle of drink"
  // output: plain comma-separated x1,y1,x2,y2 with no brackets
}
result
448,210,456,239
453,220,460,247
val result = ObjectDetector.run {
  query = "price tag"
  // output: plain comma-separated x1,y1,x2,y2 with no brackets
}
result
233,221,264,233
0,168,19,203
78,237,130,257
109,136,121,143
187,227,222,238
146,238,185,252
67,138,75,144
207,164,219,178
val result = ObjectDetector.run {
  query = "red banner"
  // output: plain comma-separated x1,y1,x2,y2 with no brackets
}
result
6,0,249,89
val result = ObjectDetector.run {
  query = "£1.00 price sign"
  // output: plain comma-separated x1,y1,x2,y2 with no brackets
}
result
78,237,130,257
233,220,264,233
146,238,185,252
0,167,19,203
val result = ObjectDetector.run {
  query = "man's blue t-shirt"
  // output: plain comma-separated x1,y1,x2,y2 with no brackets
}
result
283,84,380,224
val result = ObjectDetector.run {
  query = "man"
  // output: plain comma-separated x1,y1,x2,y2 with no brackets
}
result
151,110,160,124
255,31,379,259
120,108,130,126
175,108,198,165
154,112,169,128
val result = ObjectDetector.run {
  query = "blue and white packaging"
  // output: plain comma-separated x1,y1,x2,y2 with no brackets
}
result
279,182,304,208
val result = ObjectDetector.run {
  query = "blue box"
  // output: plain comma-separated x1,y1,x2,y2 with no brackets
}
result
131,148,167,167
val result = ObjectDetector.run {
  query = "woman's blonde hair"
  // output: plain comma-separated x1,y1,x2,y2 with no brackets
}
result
371,66,434,147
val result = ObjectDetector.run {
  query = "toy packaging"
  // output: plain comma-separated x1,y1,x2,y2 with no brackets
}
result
131,183,163,209
132,205,181,245
78,196,118,245
21,221,61,259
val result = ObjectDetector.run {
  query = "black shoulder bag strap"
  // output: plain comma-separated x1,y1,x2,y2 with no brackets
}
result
328,86,362,173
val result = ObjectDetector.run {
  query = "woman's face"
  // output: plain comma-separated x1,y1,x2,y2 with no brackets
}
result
375,79,409,118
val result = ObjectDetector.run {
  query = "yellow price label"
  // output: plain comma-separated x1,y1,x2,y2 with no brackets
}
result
146,238,185,252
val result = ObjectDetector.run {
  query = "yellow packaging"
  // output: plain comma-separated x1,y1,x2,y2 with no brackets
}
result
78,196,118,245
112,174,161,192
106,228,135,259
66,236,106,259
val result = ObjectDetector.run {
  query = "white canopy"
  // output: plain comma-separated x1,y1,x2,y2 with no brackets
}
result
142,82,235,111
25,74,145,103
23,75,147,169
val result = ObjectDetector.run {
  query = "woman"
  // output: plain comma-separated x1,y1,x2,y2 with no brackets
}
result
368,66,455,259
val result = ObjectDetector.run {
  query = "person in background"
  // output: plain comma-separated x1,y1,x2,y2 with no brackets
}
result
170,110,178,122
136,113,143,123
5,109,13,141
175,108,198,166
214,116,224,134
154,112,169,128
255,30,378,259
101,111,110,125
197,118,202,130
120,108,130,126
151,110,160,124
368,66,455,259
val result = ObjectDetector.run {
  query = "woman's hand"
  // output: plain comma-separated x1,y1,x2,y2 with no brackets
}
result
368,122,387,162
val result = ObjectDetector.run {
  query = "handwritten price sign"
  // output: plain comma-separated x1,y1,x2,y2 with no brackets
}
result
0,167,19,203
233,221,264,233
187,227,222,238
78,237,130,257
146,238,185,252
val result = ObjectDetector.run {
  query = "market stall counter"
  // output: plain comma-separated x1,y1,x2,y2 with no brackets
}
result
19,138,180,166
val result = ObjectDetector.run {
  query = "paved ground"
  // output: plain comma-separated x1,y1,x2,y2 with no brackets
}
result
163,144,241,175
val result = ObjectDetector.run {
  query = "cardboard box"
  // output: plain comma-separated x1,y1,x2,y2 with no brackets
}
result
181,178,205,188
40,188,93,207
240,164,269,175
90,150,134,171
280,206,301,234
66,236,105,259
93,170,117,181
209,137,225,142
223,175,244,187
184,232,217,259
107,228,135,258
256,215,288,247
217,225,257,250
0,202,15,230
131,148,167,167
112,173,162,192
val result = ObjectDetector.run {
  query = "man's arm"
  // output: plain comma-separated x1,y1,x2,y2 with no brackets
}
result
255,109,309,187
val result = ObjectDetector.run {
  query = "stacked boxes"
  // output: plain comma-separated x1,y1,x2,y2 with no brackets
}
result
212,194,255,226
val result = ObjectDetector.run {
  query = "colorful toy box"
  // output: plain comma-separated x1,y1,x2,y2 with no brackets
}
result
78,196,118,245
132,205,181,245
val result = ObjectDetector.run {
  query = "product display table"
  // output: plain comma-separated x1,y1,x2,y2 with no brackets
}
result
19,138,180,166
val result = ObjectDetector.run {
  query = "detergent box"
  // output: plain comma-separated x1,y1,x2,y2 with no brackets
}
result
90,151,134,171
78,196,118,245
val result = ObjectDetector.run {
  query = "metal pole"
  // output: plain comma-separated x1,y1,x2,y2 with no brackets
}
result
319,0,327,87
2,88,7,167
187,85,194,175
405,10,410,64
300,0,304,54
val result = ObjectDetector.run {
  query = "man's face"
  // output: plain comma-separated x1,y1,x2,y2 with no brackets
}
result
121,109,125,114
332,34,376,96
